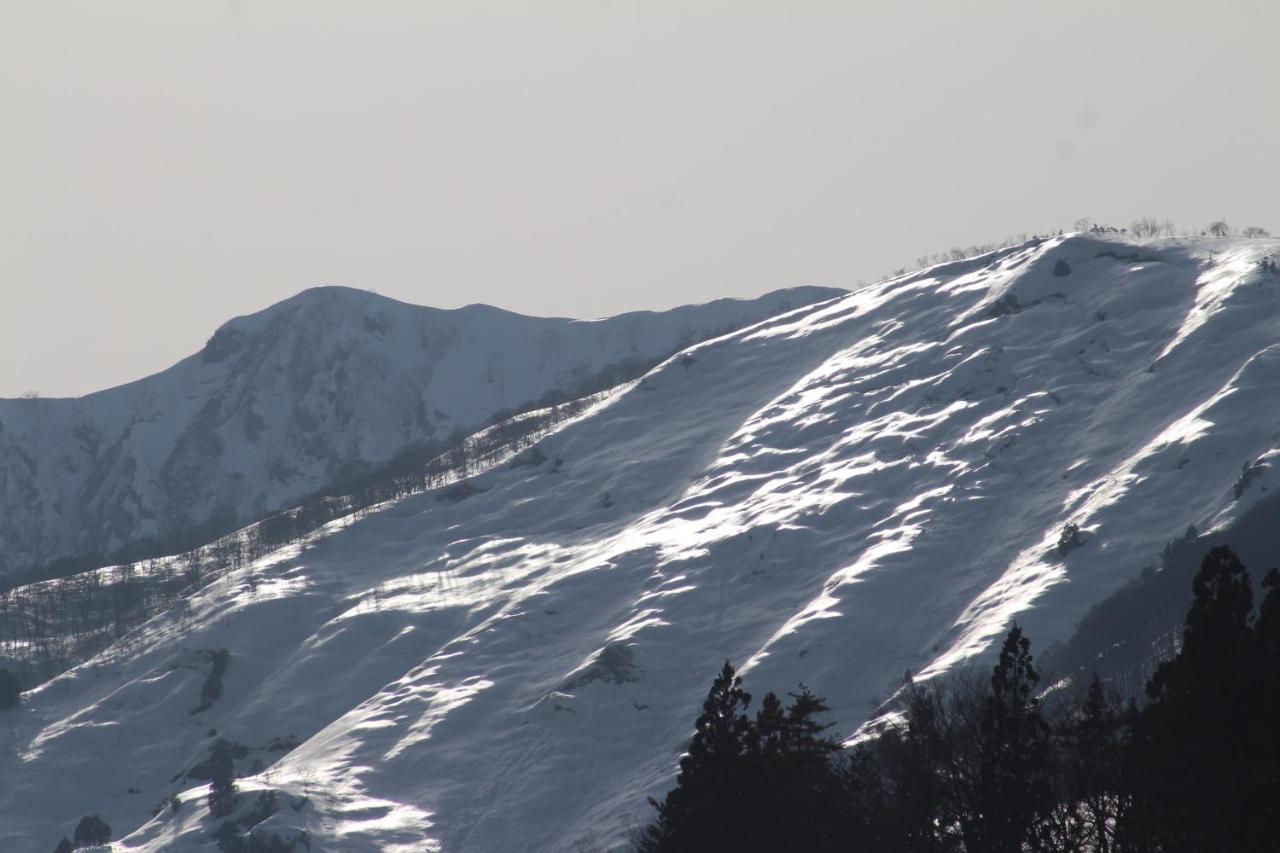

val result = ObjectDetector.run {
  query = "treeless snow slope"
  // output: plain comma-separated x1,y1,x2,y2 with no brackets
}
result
3,234,1279,851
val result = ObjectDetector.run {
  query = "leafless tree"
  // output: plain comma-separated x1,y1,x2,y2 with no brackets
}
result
1130,217,1163,238
1242,226,1270,238
0,382,623,686
1208,220,1231,237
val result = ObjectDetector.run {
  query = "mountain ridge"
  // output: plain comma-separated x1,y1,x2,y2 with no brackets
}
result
0,285,843,582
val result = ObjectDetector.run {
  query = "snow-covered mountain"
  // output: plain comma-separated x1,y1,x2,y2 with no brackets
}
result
5,234,1280,851
0,285,839,581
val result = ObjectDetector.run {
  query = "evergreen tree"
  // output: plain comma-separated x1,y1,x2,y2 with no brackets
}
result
1123,546,1264,852
746,690,785,759
72,814,111,847
1249,567,1280,841
783,686,841,764
746,687,846,851
637,662,753,852
207,739,239,818
638,665,852,851
971,625,1050,853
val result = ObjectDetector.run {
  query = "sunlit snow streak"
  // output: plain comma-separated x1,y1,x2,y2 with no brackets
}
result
1157,246,1259,361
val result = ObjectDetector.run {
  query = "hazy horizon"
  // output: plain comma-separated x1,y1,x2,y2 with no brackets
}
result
3,1,1278,397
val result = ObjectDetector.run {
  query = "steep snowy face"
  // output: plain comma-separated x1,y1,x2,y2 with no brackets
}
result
0,285,839,579
6,235,1280,851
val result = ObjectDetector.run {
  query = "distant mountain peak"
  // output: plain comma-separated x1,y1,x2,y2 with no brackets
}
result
0,285,842,581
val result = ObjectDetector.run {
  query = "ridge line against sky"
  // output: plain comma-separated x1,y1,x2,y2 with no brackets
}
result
2,0,1277,397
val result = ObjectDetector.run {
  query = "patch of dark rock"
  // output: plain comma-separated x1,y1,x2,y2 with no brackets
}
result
508,446,548,469
192,649,231,714
439,481,485,503
563,642,641,690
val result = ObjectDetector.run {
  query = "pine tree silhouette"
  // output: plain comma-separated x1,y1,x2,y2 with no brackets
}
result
207,739,239,818
1124,546,1266,852
1250,567,1280,846
972,625,1050,853
637,661,753,851
744,687,846,850
638,665,851,851
746,690,785,759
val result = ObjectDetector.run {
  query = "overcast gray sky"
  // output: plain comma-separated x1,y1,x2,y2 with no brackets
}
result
2,1,1277,397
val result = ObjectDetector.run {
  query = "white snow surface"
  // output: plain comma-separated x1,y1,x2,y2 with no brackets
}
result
0,285,838,578
4,235,1280,851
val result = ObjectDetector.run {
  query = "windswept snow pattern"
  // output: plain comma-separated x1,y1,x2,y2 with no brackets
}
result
0,285,839,579
4,235,1280,851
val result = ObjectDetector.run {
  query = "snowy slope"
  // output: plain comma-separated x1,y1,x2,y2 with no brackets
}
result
0,286,839,580
4,234,1280,851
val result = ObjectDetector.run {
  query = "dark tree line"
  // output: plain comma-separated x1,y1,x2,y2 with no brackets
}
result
633,663,846,852
637,545,1280,852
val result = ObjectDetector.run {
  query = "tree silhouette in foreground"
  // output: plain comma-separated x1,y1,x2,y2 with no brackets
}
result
635,545,1280,852
972,626,1051,852
1120,546,1280,851
635,661,752,851
635,662,844,851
